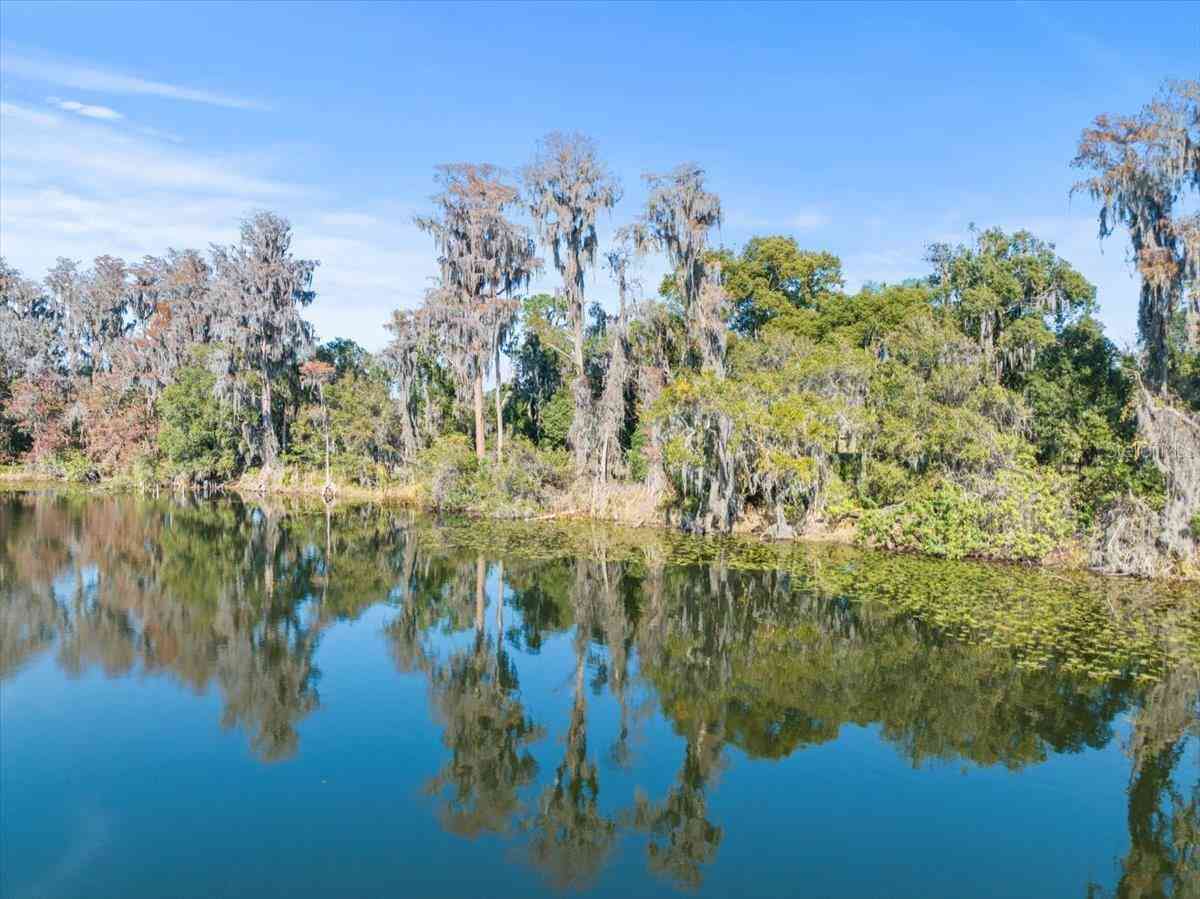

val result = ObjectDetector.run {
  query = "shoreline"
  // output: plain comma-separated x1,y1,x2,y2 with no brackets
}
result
5,468,1192,584
7,474,1198,684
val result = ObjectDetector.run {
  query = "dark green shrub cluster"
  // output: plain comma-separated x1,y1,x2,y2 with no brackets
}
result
157,363,241,484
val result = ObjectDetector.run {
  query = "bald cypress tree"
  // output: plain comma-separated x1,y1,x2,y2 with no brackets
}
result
211,212,317,471
627,164,726,375
124,249,218,400
1073,80,1200,575
594,236,639,482
417,164,540,462
1073,79,1199,393
382,309,426,462
524,133,621,470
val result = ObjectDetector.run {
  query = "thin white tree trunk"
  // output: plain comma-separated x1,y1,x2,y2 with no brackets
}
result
473,371,486,461
494,341,504,463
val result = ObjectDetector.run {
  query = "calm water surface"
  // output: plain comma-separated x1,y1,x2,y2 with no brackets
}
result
1,491,1196,898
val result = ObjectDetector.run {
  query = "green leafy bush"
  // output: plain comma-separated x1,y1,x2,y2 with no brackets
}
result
59,449,98,483
157,363,241,483
654,334,869,533
859,464,1073,561
1020,318,1161,529
539,387,573,451
414,435,570,517
285,367,401,486
626,422,650,483
128,451,164,488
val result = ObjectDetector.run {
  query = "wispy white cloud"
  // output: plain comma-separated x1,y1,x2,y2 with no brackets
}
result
0,100,427,350
2,50,266,110
47,96,123,120
1,101,292,196
0,100,58,127
134,124,186,144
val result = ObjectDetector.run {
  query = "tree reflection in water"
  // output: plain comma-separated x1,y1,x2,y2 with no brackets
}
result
1,491,1196,892
425,557,544,839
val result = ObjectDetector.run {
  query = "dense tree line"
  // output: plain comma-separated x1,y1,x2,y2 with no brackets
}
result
1,82,1197,573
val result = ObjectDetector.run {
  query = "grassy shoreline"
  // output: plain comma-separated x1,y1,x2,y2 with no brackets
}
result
0,463,1165,582
4,463,1195,583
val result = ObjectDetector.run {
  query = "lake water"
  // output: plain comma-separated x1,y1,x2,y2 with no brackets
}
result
2,490,1196,898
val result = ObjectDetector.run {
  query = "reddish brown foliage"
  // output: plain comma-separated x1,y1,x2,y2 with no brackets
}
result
78,375,157,474
6,374,75,461
299,359,335,385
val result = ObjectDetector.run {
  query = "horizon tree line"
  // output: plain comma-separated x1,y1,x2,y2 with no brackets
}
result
0,80,1196,575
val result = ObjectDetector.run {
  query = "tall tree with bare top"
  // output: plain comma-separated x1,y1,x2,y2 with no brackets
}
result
1072,79,1199,393
125,249,219,399
594,234,639,482
382,309,426,461
299,358,336,493
44,258,87,376
1,259,60,379
417,163,540,462
85,255,132,377
211,212,317,471
523,133,622,470
627,164,725,375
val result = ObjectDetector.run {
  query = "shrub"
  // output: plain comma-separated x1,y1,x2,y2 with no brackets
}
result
627,422,650,483
414,435,570,517
79,376,157,475
60,449,98,483
157,364,241,484
654,335,870,534
5,374,74,462
129,451,164,488
859,463,1073,561
417,435,479,510
539,387,573,450
286,367,406,486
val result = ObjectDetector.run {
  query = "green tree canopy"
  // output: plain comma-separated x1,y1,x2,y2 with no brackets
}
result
721,236,844,337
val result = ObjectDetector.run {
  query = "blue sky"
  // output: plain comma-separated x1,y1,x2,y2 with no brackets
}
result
1,0,1196,350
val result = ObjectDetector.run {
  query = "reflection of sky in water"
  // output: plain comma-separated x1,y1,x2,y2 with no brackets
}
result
2,493,1196,898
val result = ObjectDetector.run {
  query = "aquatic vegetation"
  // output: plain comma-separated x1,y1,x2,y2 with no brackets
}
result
410,511,1200,684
